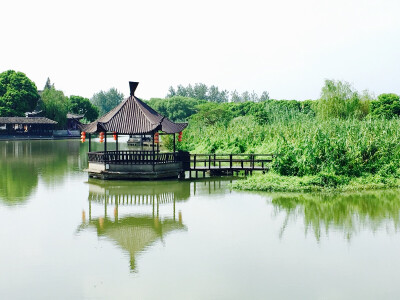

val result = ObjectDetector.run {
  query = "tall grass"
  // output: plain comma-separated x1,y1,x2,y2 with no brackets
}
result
178,112,400,179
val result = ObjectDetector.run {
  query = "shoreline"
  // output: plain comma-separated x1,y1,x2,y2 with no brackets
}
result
232,172,400,193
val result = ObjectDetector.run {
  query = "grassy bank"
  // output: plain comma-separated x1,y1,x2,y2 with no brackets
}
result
180,116,400,192
232,172,400,192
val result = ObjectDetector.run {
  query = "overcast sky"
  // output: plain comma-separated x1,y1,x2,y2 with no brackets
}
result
1,0,399,100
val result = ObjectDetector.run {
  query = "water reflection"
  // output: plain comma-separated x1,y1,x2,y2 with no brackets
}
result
79,180,191,271
0,140,86,205
270,190,400,241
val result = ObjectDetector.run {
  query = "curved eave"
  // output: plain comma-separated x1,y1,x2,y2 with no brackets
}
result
79,92,188,135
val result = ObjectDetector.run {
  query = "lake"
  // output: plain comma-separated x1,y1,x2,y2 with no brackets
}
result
1,139,400,299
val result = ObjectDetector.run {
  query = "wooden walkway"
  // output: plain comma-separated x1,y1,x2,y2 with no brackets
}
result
184,153,273,178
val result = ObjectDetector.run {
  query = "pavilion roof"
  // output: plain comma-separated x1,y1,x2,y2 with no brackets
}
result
0,117,57,125
81,82,187,135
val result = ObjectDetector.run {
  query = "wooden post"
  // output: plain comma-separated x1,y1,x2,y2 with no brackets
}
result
173,133,176,153
152,131,155,170
88,133,91,152
104,132,107,167
116,133,118,153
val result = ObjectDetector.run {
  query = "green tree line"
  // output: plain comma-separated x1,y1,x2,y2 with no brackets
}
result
167,83,270,103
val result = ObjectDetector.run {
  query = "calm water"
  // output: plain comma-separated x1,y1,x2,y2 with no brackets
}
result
1,140,400,299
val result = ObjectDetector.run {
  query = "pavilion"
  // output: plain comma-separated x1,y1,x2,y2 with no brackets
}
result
81,82,188,179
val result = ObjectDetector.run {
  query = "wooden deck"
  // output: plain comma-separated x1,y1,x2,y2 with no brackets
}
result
86,151,273,179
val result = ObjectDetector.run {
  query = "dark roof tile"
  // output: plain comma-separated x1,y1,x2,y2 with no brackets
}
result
81,82,187,134
0,117,58,125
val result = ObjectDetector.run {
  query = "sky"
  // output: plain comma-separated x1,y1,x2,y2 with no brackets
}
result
1,0,400,100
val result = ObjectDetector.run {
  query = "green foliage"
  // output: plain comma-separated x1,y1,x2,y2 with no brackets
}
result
167,83,269,103
41,87,68,128
168,83,229,102
91,88,124,116
370,93,400,119
315,79,361,119
232,171,400,192
146,96,205,122
273,118,400,177
0,70,40,116
173,99,317,154
69,95,99,122
190,103,233,126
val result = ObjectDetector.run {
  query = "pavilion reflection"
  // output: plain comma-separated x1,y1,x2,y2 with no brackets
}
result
79,180,190,271
270,190,400,241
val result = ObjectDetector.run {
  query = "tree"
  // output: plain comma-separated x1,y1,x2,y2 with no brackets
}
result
0,70,40,116
44,77,54,90
191,102,233,126
316,79,360,119
250,91,259,102
147,96,205,121
370,93,400,119
167,86,176,97
91,88,124,116
260,91,270,101
231,90,242,102
192,83,208,100
208,85,229,103
41,86,68,128
241,91,251,102
69,95,99,122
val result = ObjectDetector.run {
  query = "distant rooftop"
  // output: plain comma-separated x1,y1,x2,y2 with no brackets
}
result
0,117,57,125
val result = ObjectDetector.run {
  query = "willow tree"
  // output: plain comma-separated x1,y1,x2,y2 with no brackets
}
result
41,86,68,128
316,79,361,120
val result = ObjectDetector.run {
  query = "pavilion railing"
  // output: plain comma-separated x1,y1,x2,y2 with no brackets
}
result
88,150,179,165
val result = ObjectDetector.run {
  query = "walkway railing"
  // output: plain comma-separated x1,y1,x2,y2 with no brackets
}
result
88,150,179,165
185,153,273,171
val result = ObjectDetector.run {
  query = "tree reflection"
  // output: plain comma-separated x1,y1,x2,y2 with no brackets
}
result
271,191,400,241
0,140,86,205
0,160,38,205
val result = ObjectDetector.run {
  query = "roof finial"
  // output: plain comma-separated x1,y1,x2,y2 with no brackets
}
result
129,82,139,96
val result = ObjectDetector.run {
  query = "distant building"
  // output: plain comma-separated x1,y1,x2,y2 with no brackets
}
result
67,113,84,131
0,117,58,136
